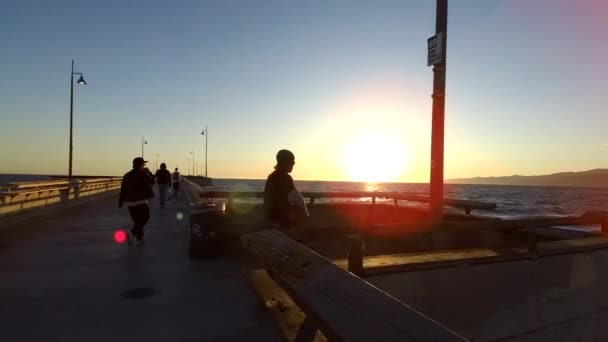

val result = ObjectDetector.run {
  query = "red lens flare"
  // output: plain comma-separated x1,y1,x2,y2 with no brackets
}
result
114,230,127,244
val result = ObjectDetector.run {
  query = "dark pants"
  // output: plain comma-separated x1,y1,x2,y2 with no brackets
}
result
158,184,169,207
172,182,180,197
128,204,150,240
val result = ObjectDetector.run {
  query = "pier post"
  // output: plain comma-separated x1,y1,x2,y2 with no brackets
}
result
347,235,364,276
527,226,538,259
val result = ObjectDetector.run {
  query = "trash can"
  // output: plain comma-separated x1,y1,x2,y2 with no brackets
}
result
188,203,226,258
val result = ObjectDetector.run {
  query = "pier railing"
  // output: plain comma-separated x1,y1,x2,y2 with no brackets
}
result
193,190,496,215
0,178,122,219
341,211,608,276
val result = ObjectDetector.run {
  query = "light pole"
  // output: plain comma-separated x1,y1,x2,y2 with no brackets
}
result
429,0,448,220
141,137,147,159
201,125,208,178
68,60,87,178
190,151,194,176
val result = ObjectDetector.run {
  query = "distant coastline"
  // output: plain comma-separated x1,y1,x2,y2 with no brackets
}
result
447,169,608,188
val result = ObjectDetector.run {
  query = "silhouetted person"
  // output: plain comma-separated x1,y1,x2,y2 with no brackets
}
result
154,163,171,208
171,168,181,198
263,149,309,228
119,157,155,246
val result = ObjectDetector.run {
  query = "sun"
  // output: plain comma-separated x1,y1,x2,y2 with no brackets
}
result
342,131,408,182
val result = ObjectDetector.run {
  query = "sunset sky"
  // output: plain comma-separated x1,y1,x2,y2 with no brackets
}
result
1,0,606,182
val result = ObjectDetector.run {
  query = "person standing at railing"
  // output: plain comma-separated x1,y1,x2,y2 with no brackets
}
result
154,163,171,209
263,149,309,229
118,157,155,246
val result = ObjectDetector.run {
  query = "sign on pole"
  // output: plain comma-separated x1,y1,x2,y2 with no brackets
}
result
427,33,444,67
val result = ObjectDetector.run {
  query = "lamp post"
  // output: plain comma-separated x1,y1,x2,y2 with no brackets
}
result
141,137,147,159
68,60,87,178
201,125,208,178
429,0,448,220
190,151,194,176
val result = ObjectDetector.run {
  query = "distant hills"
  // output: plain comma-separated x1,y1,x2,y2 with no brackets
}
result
447,169,608,188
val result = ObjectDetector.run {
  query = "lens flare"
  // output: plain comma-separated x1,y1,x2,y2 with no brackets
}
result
176,212,184,220
114,230,127,244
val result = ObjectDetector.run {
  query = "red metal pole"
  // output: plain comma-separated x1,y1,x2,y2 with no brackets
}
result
429,0,448,220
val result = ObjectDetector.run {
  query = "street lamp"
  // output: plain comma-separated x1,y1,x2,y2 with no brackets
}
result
201,125,208,178
68,60,87,178
190,151,195,176
141,137,147,159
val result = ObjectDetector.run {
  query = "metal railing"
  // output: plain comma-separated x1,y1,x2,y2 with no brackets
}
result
190,190,497,215
0,177,122,217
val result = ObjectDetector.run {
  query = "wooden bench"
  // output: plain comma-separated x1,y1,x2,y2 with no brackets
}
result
242,229,467,342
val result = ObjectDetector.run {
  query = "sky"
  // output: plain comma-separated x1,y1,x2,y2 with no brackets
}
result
1,0,606,182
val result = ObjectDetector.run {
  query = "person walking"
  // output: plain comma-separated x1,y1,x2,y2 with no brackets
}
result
171,167,181,199
119,157,155,246
154,163,171,208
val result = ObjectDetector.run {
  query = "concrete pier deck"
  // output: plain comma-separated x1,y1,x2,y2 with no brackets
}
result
0,189,278,341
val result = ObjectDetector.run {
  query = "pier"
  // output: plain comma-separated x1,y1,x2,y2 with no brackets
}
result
3,177,606,341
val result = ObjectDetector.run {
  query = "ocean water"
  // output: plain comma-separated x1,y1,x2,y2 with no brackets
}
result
2,174,607,218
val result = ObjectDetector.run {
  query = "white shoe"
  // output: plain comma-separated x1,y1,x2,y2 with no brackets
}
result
135,237,145,246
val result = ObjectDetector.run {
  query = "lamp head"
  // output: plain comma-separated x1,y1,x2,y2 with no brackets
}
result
76,75,87,85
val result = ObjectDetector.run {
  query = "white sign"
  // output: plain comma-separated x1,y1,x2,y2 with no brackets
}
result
427,33,444,67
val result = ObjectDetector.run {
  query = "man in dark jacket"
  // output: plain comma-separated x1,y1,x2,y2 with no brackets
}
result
119,157,155,246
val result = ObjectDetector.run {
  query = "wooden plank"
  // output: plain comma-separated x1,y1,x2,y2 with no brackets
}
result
245,270,327,342
356,214,607,235
333,247,530,276
329,237,608,276
241,230,467,342
539,236,608,256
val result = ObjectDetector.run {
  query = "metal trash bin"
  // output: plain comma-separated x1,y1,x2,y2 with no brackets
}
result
188,203,226,258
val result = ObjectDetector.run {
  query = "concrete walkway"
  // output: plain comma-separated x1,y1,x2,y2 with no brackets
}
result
0,188,278,342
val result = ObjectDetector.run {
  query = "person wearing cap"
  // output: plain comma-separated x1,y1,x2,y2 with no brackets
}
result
263,149,309,228
118,157,156,246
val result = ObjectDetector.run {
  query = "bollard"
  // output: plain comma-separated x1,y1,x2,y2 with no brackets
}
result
347,235,364,276
527,226,538,259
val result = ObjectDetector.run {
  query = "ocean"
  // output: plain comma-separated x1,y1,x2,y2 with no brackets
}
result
2,174,606,219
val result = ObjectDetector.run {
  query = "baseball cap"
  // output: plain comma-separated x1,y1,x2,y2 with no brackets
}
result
132,157,148,165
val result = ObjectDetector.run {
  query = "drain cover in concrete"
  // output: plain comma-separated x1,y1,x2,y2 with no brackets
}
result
120,287,161,299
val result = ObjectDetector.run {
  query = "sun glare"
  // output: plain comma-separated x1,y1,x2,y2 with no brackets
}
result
342,132,408,182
